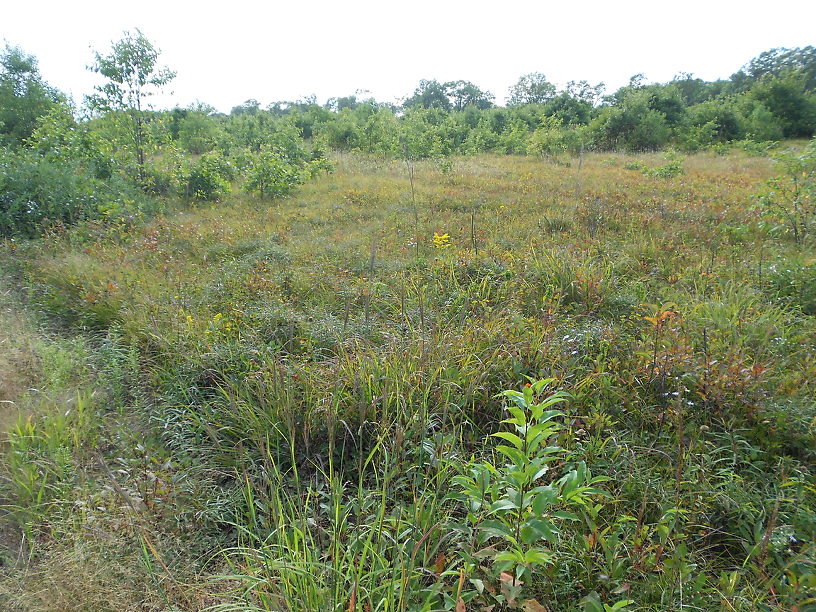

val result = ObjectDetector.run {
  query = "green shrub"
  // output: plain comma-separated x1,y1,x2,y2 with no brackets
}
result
242,151,304,199
183,150,232,201
758,139,816,243
0,147,145,237
644,159,685,178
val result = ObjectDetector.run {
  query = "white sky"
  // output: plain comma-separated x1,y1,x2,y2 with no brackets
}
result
3,0,815,113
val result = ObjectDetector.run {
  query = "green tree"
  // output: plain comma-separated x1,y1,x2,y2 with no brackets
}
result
543,93,593,125
564,80,605,105
507,73,557,106
447,80,495,111
230,99,261,116
738,46,816,92
28,105,115,178
590,90,671,151
87,29,176,184
750,75,816,138
243,151,304,200
178,108,222,154
686,98,743,142
0,45,63,145
759,140,816,244
403,79,452,111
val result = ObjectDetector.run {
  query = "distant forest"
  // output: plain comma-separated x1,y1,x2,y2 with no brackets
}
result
2,35,815,236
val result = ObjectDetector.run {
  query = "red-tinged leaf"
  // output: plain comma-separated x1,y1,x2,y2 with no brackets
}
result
347,583,356,612
434,552,446,574
499,572,523,606
456,597,466,612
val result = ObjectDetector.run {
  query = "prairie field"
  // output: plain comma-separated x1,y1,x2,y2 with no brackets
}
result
1,149,815,611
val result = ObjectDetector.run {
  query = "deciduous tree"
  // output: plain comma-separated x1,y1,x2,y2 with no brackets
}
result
87,29,175,184
0,45,63,145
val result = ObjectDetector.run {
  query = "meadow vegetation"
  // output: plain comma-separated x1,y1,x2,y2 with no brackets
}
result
0,34,815,611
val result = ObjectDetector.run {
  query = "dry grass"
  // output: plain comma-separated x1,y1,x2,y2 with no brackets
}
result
0,286,39,434
0,532,215,611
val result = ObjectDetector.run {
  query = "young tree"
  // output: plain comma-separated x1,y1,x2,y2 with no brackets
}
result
243,151,304,200
87,29,175,184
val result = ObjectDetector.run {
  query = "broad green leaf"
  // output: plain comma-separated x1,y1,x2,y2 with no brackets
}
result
521,518,558,543
532,464,551,481
553,510,580,521
532,487,557,514
505,405,527,424
608,600,635,611
523,547,554,565
531,378,556,392
501,391,528,412
496,445,527,469
491,431,523,450
491,498,520,512
495,550,525,563
478,519,513,539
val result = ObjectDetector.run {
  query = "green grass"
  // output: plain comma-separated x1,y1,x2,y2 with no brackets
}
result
1,149,814,610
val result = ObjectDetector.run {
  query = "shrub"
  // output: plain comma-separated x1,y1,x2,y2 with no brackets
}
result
644,158,685,178
766,259,816,314
0,147,144,237
183,150,232,201
758,139,816,243
453,379,609,601
242,151,304,199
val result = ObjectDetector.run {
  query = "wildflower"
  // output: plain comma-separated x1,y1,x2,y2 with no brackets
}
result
433,232,451,249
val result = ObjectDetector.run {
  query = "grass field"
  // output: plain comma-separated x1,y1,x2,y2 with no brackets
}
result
1,149,814,611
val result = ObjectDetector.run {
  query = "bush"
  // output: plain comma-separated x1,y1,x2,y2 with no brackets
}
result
178,111,222,154
242,151,304,199
758,139,816,243
675,121,718,152
590,98,671,152
183,151,232,201
644,158,685,178
0,147,144,237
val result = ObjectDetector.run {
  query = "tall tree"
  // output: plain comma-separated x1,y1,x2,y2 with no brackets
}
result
447,80,495,111
0,45,63,145
87,29,175,184
403,79,452,111
507,73,556,106
744,47,816,91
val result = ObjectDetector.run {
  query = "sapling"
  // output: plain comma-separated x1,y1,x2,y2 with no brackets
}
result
453,378,610,598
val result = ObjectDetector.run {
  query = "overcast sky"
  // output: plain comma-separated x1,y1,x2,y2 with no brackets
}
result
3,1,815,113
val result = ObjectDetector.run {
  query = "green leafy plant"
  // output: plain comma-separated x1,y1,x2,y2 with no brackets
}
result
759,139,816,244
86,29,176,185
242,150,304,200
184,150,232,201
455,379,610,598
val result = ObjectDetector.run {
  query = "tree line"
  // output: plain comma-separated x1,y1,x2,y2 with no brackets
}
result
1,31,815,236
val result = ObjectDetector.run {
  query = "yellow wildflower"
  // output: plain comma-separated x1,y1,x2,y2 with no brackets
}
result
433,232,452,249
